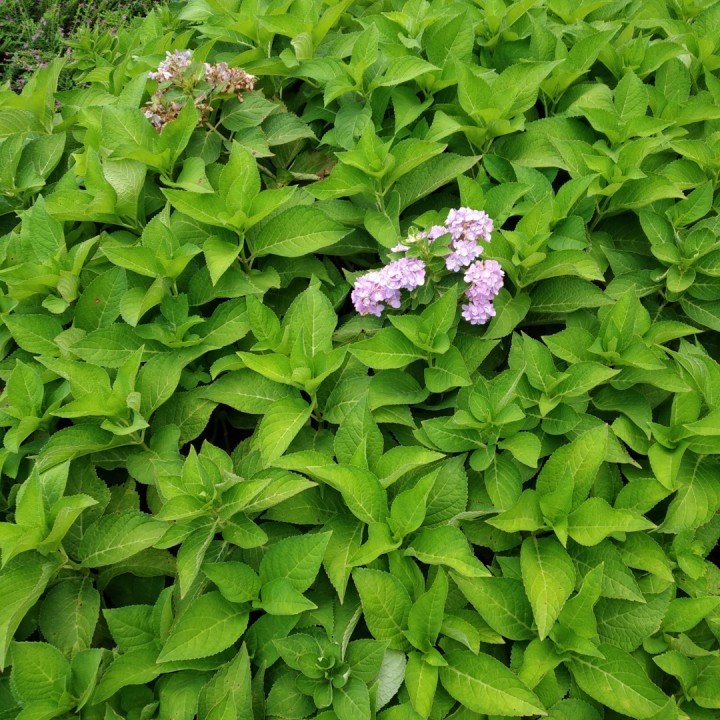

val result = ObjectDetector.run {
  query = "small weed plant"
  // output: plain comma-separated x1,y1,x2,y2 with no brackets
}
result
0,0,719,719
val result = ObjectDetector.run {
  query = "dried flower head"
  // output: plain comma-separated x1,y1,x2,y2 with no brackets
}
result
144,50,257,132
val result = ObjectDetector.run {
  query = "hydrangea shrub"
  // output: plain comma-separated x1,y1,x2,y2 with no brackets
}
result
0,1,719,719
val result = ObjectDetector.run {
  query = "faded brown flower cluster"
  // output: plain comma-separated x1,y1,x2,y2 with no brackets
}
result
143,50,256,132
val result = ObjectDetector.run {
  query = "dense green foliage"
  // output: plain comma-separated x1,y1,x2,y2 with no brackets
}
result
1,0,719,718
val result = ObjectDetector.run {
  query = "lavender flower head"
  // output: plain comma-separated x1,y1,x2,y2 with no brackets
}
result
443,207,493,272
351,207,502,325
351,258,426,316
446,207,493,243
351,271,400,317
383,257,426,291
445,239,483,272
461,259,505,325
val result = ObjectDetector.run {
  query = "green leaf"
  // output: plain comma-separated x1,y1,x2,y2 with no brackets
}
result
353,568,411,650
569,644,670,719
102,605,155,652
439,649,546,716
661,455,720,533
350,328,426,369
322,517,363,602
9,642,70,705
487,489,545,533
310,464,387,524
204,235,241,285
334,676,371,720
554,561,602,639
197,644,253,720
375,446,443,487
521,536,576,640
74,267,127,331
247,205,348,257
368,370,429,410
258,578,317,616
406,568,448,651
376,648,407,710
661,596,720,633
531,278,612,314
596,589,672,651
4,314,63,356
285,283,337,358
200,370,294,413
536,425,608,518
265,669,315,718
405,652,438,718
219,142,260,212
693,657,720,710
260,531,332,593
389,471,436,540
567,498,655,546
425,346,471,392
6,360,43,415
571,541,644,602
254,397,312,464
614,71,648,123
78,511,167,567
453,574,534,640
345,639,386,683
405,525,489,577
158,591,249,662
69,323,148,368
0,555,60,669
396,154,479,210
162,189,229,227
334,399,384,470
38,578,100,656
371,57,439,89
91,647,164,704
203,562,261,604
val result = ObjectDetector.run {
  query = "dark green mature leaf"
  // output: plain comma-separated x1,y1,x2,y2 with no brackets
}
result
247,206,348,257
396,154,479,210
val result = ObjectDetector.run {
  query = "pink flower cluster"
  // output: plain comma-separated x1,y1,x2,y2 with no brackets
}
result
351,258,426,316
351,207,503,325
443,207,493,272
461,260,505,325
391,208,494,272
